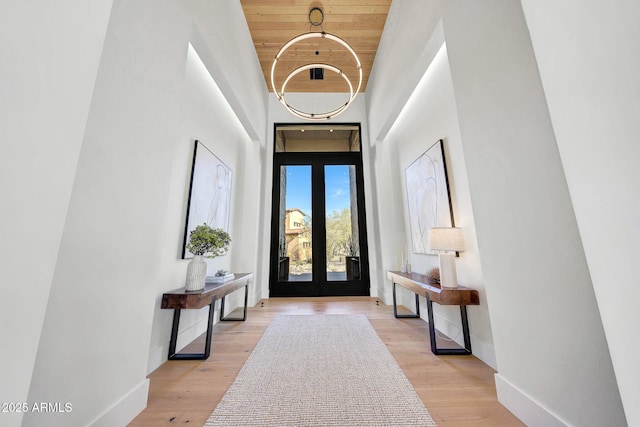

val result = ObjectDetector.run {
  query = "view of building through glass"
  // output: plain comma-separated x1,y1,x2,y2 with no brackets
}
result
278,165,312,282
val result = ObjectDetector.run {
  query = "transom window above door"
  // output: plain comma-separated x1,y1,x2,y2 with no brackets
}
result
275,124,361,153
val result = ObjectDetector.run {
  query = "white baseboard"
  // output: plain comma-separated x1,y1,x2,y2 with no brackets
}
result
248,288,262,307
379,288,393,306
147,340,169,375
88,378,149,427
495,373,567,427
469,333,496,370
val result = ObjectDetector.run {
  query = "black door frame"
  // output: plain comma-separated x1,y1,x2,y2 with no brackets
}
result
269,124,370,297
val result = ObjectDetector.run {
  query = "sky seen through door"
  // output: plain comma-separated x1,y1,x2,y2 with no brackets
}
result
286,165,351,215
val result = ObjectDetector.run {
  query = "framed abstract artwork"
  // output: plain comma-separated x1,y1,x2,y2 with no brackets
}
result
405,139,455,254
182,140,232,258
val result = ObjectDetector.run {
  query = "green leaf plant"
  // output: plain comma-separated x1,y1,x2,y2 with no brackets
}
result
186,224,231,257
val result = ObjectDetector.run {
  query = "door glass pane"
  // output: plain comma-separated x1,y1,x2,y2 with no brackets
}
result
325,165,360,281
278,165,312,282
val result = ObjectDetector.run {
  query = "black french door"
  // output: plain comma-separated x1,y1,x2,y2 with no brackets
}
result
269,150,370,297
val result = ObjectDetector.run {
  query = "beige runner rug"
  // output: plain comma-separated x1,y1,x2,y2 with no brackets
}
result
204,314,437,427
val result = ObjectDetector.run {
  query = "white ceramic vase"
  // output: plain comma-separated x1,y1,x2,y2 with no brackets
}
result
185,255,207,292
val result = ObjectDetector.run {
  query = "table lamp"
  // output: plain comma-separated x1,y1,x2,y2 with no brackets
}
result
427,227,465,288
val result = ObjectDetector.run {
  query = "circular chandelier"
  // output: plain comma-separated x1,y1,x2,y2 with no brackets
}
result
270,8,362,121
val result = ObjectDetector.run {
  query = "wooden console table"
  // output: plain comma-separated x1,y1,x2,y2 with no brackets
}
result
161,273,252,360
387,271,479,355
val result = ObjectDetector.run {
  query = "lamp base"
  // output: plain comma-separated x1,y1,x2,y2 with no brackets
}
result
438,252,458,288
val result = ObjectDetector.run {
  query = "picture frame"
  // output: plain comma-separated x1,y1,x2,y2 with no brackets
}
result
404,139,455,254
182,140,232,258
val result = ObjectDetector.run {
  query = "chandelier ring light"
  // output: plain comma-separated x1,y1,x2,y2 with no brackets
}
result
279,63,354,120
270,27,362,120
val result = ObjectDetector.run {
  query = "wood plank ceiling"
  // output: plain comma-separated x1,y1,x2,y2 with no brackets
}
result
240,0,392,93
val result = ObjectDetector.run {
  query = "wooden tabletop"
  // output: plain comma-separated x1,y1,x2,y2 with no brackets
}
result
387,271,479,306
161,273,252,310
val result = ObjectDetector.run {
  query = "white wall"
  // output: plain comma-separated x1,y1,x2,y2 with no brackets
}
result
0,2,113,427
183,0,268,142
380,45,496,368
146,43,260,374
368,131,402,302
22,1,266,426
365,1,446,306
520,1,640,424
366,1,445,144
442,1,625,425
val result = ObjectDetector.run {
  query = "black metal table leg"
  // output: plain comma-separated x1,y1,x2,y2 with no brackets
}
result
167,308,181,359
460,305,472,352
425,294,472,355
168,296,217,360
220,284,249,321
392,281,421,318
425,296,438,354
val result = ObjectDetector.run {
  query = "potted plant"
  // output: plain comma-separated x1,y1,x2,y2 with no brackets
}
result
185,224,231,292
344,236,360,280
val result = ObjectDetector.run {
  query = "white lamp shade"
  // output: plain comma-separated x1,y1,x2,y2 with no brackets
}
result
427,227,465,252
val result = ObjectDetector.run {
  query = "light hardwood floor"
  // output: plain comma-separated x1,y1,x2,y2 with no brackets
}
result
129,297,523,426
